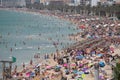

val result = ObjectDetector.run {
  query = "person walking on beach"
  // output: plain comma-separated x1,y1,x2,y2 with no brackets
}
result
22,62,25,70
14,65,17,73
30,59,33,65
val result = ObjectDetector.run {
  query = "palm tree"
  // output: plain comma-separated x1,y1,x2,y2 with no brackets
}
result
113,62,120,80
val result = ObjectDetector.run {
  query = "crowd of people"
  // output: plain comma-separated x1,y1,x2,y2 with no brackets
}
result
3,8,120,80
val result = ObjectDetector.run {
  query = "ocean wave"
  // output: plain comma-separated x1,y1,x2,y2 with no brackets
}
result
45,45,54,48
27,46,34,49
15,47,23,50
25,35,39,39
14,45,54,50
15,46,34,50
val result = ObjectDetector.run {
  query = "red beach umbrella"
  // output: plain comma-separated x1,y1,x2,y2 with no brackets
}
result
79,25,86,29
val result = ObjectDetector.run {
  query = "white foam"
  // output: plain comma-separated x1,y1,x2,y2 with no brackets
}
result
27,46,33,49
15,47,23,50
25,35,40,40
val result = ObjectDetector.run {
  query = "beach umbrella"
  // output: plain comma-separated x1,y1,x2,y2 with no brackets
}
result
76,55,84,60
99,61,105,67
35,63,41,67
81,19,85,21
97,54,103,57
110,24,115,26
26,72,30,77
71,63,76,68
30,72,35,77
76,71,84,75
56,65,62,68
103,24,108,27
71,63,76,66
55,66,61,71
82,68,87,72
118,24,120,26
72,70,78,74
91,18,95,20
79,64,83,68
96,18,99,20
65,69,70,75
86,18,90,21
77,51,83,55
99,75,104,80
81,74,86,79
63,63,68,67
46,66,52,69
96,25,99,28
88,63,93,67
79,25,86,29
54,65,61,71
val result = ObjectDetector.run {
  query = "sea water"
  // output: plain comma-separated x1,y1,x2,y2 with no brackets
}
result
0,10,79,77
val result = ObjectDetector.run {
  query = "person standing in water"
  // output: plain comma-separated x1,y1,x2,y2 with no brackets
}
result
10,48,12,52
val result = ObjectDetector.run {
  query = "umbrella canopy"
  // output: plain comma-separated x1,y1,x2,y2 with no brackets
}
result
30,72,35,77
79,25,86,29
55,65,61,68
71,63,76,66
46,66,52,69
77,51,83,56
76,55,84,59
79,64,83,67
26,72,30,77
81,74,86,79
54,65,61,70
35,63,41,67
63,63,68,67
82,68,88,72
97,54,103,57
72,70,78,74
118,24,120,26
99,61,105,67
76,71,84,75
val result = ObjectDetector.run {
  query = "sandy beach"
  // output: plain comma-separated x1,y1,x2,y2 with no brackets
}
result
0,8,120,80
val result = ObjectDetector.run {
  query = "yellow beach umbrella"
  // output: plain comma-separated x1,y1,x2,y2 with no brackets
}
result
81,74,86,79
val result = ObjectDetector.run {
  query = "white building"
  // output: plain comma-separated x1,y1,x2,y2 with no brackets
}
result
1,0,26,7
17,0,26,7
91,0,100,6
114,0,120,4
68,0,81,6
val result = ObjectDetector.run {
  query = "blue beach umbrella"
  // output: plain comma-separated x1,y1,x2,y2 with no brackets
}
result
97,54,103,57
76,71,84,75
99,61,105,67
56,65,62,68
30,72,35,77
77,51,82,55
73,70,78,74
54,65,61,72
76,55,84,59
